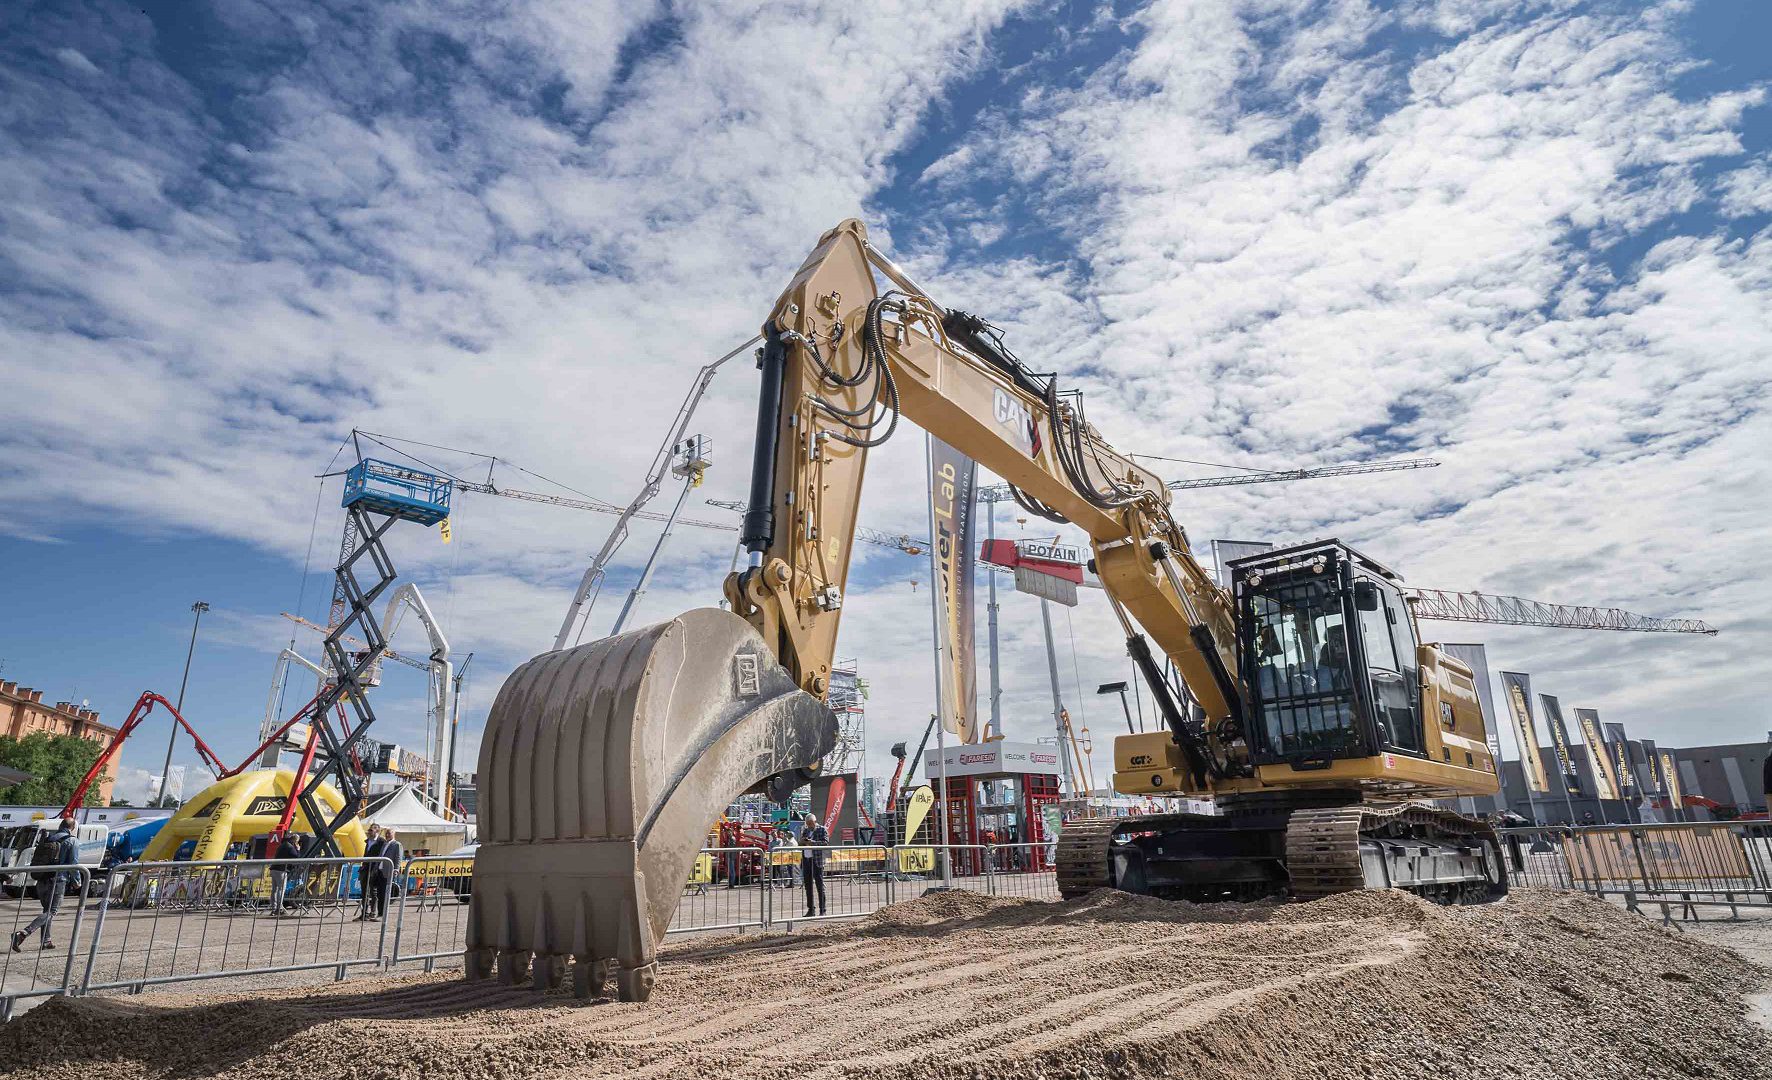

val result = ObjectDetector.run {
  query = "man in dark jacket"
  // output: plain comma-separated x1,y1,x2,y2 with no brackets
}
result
365,831,402,921
356,824,386,921
13,817,77,951
801,813,828,917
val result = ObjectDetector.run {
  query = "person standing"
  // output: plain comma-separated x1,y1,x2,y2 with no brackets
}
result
268,834,309,917
357,824,386,921
366,831,402,921
801,813,828,918
12,817,78,951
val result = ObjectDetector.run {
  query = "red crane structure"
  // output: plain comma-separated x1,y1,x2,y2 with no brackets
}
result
61,687,365,858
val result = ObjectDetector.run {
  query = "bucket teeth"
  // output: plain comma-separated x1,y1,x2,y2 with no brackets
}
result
466,608,836,1003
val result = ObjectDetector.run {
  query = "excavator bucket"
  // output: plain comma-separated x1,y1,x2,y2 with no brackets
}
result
465,607,836,1002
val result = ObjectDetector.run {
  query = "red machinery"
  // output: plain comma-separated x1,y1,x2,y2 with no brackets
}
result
58,692,227,817
1649,793,1769,821
885,714,939,814
61,688,364,857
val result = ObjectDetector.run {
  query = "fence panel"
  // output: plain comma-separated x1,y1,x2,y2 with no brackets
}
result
3,839,1082,1016
985,843,1061,900
667,846,779,935
1498,828,1575,890
390,854,475,969
0,865,91,1021
79,857,394,996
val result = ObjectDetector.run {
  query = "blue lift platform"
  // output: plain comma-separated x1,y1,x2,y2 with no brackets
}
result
287,457,454,859
341,459,453,526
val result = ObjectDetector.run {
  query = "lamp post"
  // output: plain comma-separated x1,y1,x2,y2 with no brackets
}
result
1097,681,1137,735
156,601,209,806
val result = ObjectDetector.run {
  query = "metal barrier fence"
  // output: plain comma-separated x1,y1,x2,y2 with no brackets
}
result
388,842,1065,968
19,826,1770,1018
79,857,396,996
389,853,474,970
0,841,1069,1015
1499,828,1578,890
1499,822,1772,922
0,864,91,1021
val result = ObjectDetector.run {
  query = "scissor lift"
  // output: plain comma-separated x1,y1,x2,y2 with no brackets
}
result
296,459,452,857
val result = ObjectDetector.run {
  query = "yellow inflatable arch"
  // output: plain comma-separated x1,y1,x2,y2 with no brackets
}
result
141,769,367,863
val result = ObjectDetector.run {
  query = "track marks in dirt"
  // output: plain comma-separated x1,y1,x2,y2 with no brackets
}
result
3,889,1769,1080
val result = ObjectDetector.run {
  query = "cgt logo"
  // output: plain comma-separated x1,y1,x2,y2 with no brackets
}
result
1129,754,1153,767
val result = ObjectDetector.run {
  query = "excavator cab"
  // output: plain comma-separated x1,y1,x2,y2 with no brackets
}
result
1231,541,1425,769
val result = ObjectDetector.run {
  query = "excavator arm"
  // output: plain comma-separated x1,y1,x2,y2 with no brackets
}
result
467,220,1250,1002
724,219,1242,770
469,220,1712,1000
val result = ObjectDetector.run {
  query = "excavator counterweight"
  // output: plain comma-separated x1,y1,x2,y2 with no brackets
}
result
465,608,834,1001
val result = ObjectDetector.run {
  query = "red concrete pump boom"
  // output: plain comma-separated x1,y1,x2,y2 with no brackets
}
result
60,691,228,817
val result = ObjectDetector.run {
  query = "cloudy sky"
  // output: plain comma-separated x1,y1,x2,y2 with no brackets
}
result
2,0,1767,806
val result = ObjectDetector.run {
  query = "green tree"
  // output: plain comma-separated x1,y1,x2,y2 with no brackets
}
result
0,733,105,808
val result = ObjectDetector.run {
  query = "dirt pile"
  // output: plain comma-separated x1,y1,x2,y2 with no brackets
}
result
2,888,1766,1080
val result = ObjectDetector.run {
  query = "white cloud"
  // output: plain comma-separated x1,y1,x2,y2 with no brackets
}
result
53,47,101,75
895,0,1772,758
3,0,1768,796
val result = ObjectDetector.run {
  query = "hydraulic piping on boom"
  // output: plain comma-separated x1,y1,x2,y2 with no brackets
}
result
467,219,1713,1002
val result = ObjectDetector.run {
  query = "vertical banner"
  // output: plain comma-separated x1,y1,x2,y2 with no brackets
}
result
1660,751,1685,808
1602,721,1638,797
1640,739,1666,795
1538,693,1582,795
1500,671,1550,793
928,436,979,742
1574,708,1620,800
1441,644,1507,800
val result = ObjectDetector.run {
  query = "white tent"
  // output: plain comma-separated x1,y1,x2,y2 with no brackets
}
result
364,782,472,855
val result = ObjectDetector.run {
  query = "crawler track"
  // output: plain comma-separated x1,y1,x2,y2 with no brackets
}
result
1054,817,1116,898
1286,803,1507,903
1059,804,1507,904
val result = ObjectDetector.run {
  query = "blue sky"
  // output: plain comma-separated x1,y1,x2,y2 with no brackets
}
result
3,0,1769,802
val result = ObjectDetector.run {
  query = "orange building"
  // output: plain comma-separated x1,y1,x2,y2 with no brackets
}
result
0,680,121,804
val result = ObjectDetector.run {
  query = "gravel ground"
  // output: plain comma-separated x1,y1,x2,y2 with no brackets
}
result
1656,906,1772,1034
1,887,1766,1080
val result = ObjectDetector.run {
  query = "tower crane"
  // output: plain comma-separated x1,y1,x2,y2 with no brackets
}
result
350,434,1716,638
1133,455,1441,491
1405,590,1716,634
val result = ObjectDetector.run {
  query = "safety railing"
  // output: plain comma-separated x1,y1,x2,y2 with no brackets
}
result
1566,821,1772,922
77,856,395,997
0,865,91,1021
1499,821,1772,923
388,854,474,970
5,842,1073,1015
981,842,1063,900
1498,827,1578,890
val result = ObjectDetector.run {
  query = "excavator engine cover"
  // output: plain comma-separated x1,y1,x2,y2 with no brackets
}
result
465,608,836,1002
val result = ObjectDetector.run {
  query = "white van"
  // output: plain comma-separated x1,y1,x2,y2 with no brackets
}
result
0,822,108,896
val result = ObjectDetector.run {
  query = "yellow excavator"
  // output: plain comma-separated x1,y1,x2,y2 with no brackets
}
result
462,220,1621,1000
